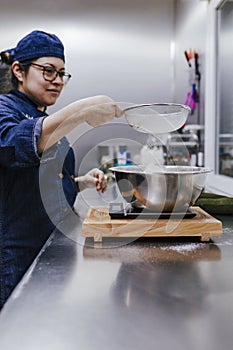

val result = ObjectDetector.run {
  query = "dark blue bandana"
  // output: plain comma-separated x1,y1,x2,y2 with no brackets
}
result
6,30,65,63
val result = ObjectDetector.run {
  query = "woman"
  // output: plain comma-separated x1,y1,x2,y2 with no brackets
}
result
0,30,122,309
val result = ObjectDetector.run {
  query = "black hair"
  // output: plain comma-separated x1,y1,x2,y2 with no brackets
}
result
0,51,32,94
0,51,12,93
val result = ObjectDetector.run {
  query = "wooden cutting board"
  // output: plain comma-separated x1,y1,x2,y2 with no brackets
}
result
82,206,222,242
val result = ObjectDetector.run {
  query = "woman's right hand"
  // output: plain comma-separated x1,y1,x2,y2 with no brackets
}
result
78,95,123,127
38,95,123,152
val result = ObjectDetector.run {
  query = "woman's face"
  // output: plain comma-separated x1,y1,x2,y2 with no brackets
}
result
17,57,66,110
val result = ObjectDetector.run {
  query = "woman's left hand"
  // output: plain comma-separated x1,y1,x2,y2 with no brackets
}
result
75,168,107,193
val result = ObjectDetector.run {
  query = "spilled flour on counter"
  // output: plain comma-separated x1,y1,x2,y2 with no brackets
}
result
160,243,204,254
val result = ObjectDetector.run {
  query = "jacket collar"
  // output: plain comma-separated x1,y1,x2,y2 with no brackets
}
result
10,89,47,114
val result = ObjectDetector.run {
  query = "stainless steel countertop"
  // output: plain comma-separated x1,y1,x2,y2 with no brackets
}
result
0,194,233,350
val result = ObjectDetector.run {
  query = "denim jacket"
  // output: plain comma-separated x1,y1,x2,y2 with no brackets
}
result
0,89,77,308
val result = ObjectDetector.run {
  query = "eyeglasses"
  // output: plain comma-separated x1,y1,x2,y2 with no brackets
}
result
26,63,71,85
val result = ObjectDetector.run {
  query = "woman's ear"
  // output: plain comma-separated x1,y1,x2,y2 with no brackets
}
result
11,61,24,83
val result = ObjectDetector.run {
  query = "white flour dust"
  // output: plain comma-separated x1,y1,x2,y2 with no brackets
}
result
160,243,204,254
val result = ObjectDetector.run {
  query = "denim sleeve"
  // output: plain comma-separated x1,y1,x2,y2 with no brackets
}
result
27,117,58,165
15,117,44,165
0,115,57,168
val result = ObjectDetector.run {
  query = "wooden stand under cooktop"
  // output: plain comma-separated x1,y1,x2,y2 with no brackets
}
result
82,206,222,242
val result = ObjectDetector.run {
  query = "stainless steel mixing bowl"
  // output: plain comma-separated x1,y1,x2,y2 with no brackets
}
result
109,165,211,212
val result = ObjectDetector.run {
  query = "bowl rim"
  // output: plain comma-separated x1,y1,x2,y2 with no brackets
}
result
109,165,212,175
